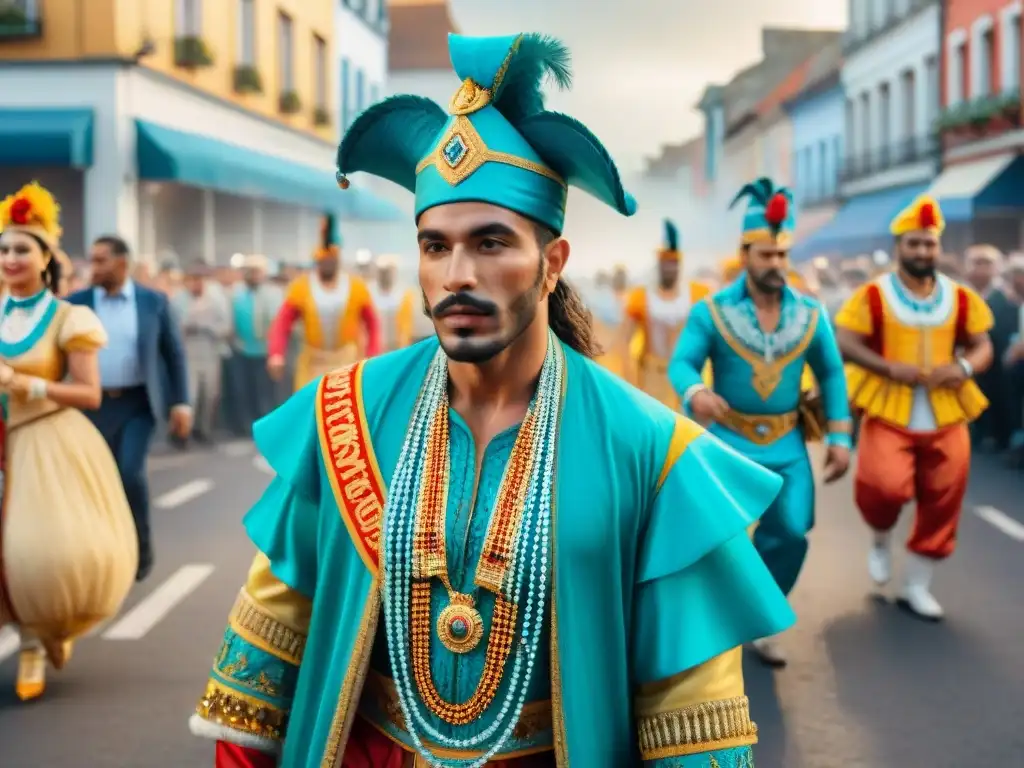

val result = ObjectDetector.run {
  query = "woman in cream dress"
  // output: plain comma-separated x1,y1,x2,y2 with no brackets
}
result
0,182,137,701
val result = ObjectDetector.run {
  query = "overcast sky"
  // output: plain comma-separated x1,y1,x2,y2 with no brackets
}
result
450,0,847,172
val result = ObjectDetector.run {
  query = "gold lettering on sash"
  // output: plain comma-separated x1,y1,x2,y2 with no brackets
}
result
316,363,387,574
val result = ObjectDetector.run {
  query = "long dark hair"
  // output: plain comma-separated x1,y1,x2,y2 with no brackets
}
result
534,224,602,358
26,233,62,294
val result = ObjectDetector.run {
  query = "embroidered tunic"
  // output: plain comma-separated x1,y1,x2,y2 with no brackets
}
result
669,278,851,462
190,339,795,767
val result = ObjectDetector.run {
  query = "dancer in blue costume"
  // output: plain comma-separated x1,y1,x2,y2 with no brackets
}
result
668,178,852,668
189,36,794,768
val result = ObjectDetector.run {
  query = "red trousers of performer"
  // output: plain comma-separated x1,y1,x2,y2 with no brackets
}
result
854,418,970,560
216,717,555,767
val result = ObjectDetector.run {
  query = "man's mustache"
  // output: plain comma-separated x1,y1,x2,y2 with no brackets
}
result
762,270,785,281
431,291,498,318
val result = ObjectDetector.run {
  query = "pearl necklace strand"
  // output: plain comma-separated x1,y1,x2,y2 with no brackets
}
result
381,333,563,767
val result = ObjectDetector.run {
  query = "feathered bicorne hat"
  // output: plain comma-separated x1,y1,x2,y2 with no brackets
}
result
0,182,63,251
659,219,681,262
730,177,796,248
314,213,341,261
336,33,638,235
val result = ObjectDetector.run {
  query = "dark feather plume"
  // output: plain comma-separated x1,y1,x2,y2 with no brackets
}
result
729,176,775,209
336,95,447,192
663,219,679,252
492,34,573,124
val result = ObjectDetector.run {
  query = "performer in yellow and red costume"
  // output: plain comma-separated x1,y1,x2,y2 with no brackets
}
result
835,194,993,621
624,220,710,404
267,214,381,390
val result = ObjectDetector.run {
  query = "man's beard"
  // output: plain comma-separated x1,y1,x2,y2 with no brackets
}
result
900,257,936,279
750,269,785,294
425,263,544,365
658,273,676,290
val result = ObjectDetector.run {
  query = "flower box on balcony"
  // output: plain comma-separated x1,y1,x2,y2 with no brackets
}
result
279,91,302,115
997,93,1021,123
175,36,214,69
313,107,330,126
0,5,41,38
233,65,263,95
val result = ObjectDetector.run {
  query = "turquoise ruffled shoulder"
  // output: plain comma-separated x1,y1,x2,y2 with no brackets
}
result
633,430,794,680
252,378,322,501
637,429,782,584
244,379,324,597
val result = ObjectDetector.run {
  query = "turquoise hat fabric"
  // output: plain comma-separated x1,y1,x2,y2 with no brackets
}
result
730,177,797,243
336,33,637,235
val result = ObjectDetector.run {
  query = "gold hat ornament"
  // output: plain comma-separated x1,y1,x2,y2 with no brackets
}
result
890,195,945,236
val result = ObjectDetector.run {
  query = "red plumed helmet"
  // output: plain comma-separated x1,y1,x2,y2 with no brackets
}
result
764,193,788,226
918,201,937,229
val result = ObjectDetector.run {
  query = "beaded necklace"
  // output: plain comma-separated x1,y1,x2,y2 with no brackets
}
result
889,271,945,314
381,332,563,768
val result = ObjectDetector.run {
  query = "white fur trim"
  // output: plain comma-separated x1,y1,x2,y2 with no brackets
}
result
188,713,281,755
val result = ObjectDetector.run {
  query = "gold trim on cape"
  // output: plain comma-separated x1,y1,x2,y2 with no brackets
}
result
636,695,757,760
706,299,819,400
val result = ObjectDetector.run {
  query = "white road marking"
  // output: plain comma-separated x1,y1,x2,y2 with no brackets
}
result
147,453,196,472
102,564,215,640
253,455,273,475
0,626,18,662
220,440,254,458
974,505,1024,542
154,479,214,509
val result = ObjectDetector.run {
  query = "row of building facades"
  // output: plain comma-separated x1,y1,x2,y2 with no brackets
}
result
646,0,1024,264
0,0,459,268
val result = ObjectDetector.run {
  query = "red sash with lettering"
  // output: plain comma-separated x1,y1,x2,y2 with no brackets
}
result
315,362,386,576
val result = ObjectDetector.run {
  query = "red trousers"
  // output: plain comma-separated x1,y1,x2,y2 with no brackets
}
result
854,418,970,560
216,717,555,767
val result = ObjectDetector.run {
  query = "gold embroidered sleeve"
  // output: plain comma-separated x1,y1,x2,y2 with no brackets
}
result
635,648,758,760
191,553,312,751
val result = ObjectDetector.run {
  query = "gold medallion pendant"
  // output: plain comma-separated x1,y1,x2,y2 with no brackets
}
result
436,593,484,654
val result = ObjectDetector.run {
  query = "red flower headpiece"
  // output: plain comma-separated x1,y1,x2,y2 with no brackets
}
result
918,202,937,229
764,193,788,227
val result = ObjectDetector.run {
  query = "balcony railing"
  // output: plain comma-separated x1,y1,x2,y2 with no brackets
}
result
798,189,844,208
843,0,934,56
840,134,939,183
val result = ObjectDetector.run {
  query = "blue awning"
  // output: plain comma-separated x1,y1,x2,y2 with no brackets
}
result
0,108,93,168
790,183,928,263
927,154,1024,221
135,120,402,221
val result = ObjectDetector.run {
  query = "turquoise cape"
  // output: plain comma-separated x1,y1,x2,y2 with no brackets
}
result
244,338,794,766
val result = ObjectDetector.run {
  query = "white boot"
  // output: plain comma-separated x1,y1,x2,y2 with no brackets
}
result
751,636,787,668
867,530,892,586
900,552,944,621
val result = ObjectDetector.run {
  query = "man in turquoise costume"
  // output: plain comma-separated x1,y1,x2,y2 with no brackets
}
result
189,36,794,768
668,178,852,668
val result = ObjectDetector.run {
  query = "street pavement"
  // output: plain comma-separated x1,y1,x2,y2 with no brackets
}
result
0,441,1022,767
